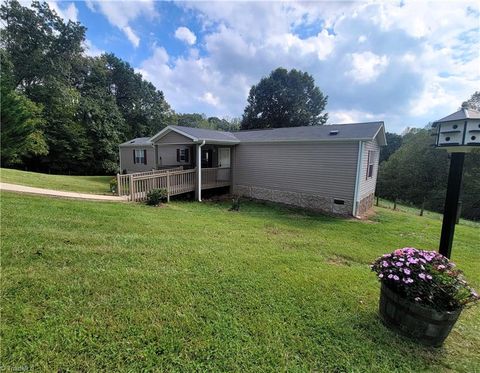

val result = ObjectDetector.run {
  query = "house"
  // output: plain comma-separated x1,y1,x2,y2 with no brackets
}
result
119,122,386,217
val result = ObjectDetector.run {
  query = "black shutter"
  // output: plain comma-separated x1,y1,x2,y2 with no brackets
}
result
144,149,147,164
177,149,180,162
133,149,136,164
185,148,190,163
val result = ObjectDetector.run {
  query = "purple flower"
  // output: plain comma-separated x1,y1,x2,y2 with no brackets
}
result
403,268,411,275
437,265,446,270
378,273,384,279
393,275,400,281
395,261,403,267
388,274,393,279
418,273,426,280
382,261,389,267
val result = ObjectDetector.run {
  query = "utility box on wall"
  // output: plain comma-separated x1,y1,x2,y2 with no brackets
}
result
433,108,480,152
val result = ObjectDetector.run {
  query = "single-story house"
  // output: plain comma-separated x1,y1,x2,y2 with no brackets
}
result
119,122,386,217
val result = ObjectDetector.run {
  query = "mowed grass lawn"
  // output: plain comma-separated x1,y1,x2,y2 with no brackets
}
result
1,192,479,372
0,168,111,194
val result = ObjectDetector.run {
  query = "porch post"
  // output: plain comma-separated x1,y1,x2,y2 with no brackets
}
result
196,142,204,201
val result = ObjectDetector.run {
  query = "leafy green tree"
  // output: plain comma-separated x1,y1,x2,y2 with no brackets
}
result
241,68,328,130
380,132,403,163
1,72,48,165
103,54,171,138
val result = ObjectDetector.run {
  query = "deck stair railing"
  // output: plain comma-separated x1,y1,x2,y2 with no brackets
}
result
116,167,183,197
119,167,231,202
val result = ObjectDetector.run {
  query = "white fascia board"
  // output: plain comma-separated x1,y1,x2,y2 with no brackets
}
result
150,126,198,143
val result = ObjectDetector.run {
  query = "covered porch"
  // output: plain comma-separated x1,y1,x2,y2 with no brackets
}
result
118,125,238,202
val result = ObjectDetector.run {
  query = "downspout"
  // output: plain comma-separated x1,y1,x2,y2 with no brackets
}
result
353,141,364,217
118,147,122,173
197,140,206,201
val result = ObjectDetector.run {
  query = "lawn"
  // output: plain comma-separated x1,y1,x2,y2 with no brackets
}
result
0,168,112,194
1,192,479,372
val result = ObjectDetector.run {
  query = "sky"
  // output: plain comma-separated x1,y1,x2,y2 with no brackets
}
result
47,0,479,133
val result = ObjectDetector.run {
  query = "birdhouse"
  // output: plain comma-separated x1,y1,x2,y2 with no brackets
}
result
432,107,480,152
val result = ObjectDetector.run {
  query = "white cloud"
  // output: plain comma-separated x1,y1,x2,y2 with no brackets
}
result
86,0,157,47
123,26,140,48
46,1,78,22
83,39,104,57
175,27,197,45
136,1,479,132
200,92,220,106
346,52,389,84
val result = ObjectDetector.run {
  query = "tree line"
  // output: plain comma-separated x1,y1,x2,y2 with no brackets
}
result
376,92,480,220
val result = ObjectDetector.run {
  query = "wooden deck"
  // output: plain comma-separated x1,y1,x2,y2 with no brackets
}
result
117,167,231,202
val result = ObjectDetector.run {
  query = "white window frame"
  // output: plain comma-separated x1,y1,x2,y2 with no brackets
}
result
135,149,145,164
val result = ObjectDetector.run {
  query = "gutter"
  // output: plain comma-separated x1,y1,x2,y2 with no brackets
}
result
197,140,206,202
352,141,364,217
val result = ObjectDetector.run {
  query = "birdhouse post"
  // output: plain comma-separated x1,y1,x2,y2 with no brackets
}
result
433,107,480,258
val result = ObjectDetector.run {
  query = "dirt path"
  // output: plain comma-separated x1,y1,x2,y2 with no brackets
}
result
0,182,128,202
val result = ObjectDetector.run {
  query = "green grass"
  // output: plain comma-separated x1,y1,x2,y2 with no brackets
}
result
0,168,112,194
1,192,479,372
377,197,480,228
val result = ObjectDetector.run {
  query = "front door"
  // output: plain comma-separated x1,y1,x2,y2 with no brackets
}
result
218,148,230,168
218,148,231,182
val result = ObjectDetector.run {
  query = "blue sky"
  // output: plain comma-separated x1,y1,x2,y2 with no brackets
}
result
48,1,479,133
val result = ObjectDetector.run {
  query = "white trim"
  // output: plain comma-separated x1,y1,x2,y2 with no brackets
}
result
118,148,122,172
150,126,198,143
372,123,387,146
352,141,364,217
197,140,205,201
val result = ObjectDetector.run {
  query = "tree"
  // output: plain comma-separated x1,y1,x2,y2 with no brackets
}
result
241,68,328,130
380,132,403,163
1,62,48,165
461,91,480,110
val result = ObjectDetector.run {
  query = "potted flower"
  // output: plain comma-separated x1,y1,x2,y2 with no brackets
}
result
371,247,478,347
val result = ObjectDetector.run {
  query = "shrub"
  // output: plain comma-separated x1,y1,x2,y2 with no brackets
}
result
109,178,117,194
371,248,478,311
146,188,168,206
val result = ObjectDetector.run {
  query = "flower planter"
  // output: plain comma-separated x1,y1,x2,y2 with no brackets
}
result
379,282,461,347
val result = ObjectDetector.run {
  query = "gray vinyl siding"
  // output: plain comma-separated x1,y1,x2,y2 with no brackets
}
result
156,144,193,168
119,146,155,173
155,131,193,144
233,142,358,200
358,139,380,200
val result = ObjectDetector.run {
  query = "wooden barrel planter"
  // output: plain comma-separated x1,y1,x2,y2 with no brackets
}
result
379,282,462,347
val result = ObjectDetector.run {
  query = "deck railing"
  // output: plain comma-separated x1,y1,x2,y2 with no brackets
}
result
126,167,231,202
117,167,183,197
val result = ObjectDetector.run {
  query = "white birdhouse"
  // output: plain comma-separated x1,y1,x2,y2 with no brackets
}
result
433,108,480,152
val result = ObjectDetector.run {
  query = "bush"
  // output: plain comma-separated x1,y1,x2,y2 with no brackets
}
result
371,248,479,311
109,178,117,194
146,188,168,206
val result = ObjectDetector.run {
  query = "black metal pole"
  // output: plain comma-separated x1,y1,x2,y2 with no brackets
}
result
439,152,465,258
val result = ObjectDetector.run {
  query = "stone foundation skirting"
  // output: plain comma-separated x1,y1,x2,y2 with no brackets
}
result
233,185,353,216
357,193,375,216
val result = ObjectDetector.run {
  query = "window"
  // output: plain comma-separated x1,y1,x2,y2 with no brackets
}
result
176,148,190,163
366,150,375,179
133,149,146,164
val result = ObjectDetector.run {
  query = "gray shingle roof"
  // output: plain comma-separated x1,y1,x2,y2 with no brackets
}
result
124,122,386,147
170,125,239,142
234,122,385,142
433,108,480,124
119,137,152,147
